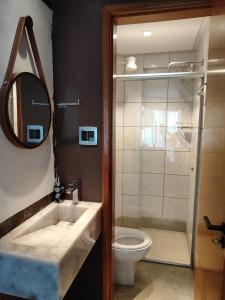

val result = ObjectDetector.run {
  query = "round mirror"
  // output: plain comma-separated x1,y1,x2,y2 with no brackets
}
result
0,72,51,148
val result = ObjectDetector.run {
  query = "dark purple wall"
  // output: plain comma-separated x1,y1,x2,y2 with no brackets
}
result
53,0,146,203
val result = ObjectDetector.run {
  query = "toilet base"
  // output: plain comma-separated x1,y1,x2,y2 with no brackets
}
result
114,262,135,286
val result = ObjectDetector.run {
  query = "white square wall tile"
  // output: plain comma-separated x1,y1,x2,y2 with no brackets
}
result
115,150,123,173
143,79,168,102
165,151,190,175
144,53,170,69
192,98,200,127
125,81,142,102
142,127,166,150
168,79,194,102
163,197,187,221
123,173,140,195
124,127,141,150
141,173,164,196
115,127,123,150
164,175,189,198
115,81,124,102
115,195,123,219
116,103,124,126
143,103,167,127
166,127,191,151
167,103,192,128
123,150,140,173
142,151,165,173
140,196,163,219
123,195,139,218
115,173,123,195
124,103,142,126
169,50,195,63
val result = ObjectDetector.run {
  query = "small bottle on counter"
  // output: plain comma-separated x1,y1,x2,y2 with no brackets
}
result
53,176,64,203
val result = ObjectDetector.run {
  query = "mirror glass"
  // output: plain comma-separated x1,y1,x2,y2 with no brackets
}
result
7,72,51,147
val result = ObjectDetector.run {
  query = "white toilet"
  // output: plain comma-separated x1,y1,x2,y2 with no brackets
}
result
113,226,152,286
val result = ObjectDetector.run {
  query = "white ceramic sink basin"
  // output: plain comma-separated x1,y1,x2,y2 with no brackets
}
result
0,200,102,300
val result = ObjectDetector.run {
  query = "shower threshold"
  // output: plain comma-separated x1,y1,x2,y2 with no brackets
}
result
141,228,191,267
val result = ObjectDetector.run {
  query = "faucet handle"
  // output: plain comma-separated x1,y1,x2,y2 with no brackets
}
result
64,179,81,201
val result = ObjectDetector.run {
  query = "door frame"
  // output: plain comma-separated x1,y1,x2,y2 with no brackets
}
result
102,1,213,299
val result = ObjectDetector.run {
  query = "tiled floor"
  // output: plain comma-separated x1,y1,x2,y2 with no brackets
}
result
114,261,194,300
141,228,190,265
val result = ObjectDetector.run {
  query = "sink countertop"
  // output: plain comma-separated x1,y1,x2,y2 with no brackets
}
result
0,200,102,300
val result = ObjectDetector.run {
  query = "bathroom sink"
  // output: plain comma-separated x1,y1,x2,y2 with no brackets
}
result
0,199,102,300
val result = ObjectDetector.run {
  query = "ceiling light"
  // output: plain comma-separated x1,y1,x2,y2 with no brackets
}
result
125,56,137,72
143,30,153,37
113,33,117,40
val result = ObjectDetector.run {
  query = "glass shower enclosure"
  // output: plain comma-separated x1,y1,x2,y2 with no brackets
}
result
113,52,205,266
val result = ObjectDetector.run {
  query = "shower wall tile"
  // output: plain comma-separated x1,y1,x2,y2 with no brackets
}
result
124,127,141,150
169,50,195,64
115,81,125,102
114,51,199,225
140,196,163,219
144,53,170,69
123,150,140,173
125,81,142,102
116,150,123,173
166,127,191,151
116,103,124,126
123,195,139,218
165,151,190,175
115,127,124,150
164,175,189,199
168,79,194,102
115,173,123,195
123,173,140,195
115,195,123,219
167,103,192,127
142,127,166,150
163,197,187,221
141,173,164,196
143,79,168,102
192,98,200,128
142,150,165,173
143,103,167,127
124,103,142,126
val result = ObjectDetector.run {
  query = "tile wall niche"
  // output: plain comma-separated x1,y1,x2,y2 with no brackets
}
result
115,50,201,232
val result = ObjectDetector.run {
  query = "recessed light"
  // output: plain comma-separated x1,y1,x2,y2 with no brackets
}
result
113,33,117,40
143,30,153,37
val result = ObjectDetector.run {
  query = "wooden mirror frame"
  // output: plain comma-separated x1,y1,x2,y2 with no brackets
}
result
0,16,51,149
0,72,52,148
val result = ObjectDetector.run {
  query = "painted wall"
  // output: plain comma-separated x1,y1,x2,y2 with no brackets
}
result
0,0,54,222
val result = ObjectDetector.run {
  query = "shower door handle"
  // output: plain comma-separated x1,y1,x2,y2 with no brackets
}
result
203,216,225,235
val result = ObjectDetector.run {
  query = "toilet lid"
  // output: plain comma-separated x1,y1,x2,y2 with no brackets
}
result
113,226,152,250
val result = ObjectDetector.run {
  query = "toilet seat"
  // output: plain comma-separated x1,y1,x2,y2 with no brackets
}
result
113,226,152,250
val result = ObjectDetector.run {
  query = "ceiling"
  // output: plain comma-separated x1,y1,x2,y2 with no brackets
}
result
117,17,204,55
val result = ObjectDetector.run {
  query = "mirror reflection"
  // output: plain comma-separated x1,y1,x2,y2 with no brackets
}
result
7,73,51,147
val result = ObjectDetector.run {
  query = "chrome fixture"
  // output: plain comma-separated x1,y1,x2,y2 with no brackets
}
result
125,56,137,72
114,71,205,81
168,59,204,72
57,98,80,108
32,99,50,106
